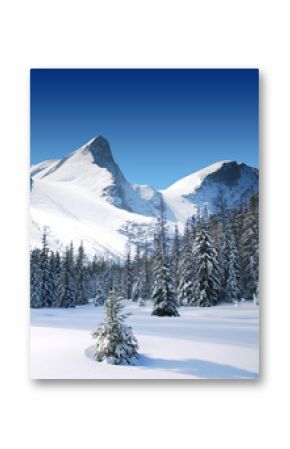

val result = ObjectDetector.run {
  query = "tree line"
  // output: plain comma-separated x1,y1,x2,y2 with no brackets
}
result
30,192,259,313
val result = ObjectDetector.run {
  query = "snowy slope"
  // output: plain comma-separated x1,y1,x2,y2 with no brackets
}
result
30,159,60,179
37,136,160,217
31,177,154,259
30,136,258,258
162,161,259,222
30,301,259,379
30,136,159,258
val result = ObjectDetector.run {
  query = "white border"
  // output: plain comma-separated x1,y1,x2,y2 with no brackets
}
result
0,1,289,448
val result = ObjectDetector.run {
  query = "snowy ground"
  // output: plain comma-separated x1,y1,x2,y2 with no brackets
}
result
30,302,259,380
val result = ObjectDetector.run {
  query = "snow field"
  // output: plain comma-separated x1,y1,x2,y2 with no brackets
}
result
30,301,259,379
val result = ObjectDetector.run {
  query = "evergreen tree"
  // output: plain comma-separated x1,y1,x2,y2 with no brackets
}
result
123,240,133,299
209,204,229,302
47,252,57,307
171,224,181,296
193,216,220,307
52,251,63,307
103,264,114,298
94,278,107,306
213,191,228,223
92,286,139,365
151,199,179,317
225,231,241,302
75,242,89,305
69,241,76,302
112,262,124,297
219,219,232,300
241,193,259,298
60,244,76,308
141,240,151,300
132,245,143,302
30,248,42,308
39,228,51,307
177,222,194,306
230,204,245,297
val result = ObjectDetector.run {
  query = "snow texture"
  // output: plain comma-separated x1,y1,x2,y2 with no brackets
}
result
30,301,259,379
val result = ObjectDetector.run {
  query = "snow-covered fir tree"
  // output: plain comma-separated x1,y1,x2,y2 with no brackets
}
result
47,252,57,307
213,191,228,224
140,240,151,300
230,205,245,296
75,242,89,305
94,278,106,306
69,241,77,296
171,224,181,296
151,199,179,317
39,228,52,307
30,248,42,308
112,263,124,297
223,219,236,300
92,285,139,365
225,230,241,302
193,211,221,307
177,221,195,306
52,251,63,307
132,245,143,302
123,240,133,299
60,243,76,308
241,193,259,299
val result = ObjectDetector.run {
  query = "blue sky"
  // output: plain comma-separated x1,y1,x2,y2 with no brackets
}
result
30,69,258,189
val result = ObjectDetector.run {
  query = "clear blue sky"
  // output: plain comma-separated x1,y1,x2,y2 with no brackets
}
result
31,69,258,189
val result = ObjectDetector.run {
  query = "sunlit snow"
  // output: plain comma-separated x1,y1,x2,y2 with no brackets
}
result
30,301,259,380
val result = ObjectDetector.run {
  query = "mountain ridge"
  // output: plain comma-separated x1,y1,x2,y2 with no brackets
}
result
30,135,259,258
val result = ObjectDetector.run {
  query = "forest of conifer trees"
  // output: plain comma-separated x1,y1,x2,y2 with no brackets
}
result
30,192,259,312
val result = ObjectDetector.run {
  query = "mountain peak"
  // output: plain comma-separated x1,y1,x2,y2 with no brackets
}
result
87,135,110,147
31,136,259,258
83,135,114,167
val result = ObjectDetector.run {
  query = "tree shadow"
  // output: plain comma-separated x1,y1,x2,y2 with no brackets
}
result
137,355,258,379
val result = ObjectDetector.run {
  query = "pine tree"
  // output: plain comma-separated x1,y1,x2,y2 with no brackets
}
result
230,204,245,297
94,278,106,306
177,222,194,306
47,252,57,307
132,245,143,302
225,231,241,302
241,193,259,298
220,218,234,300
30,248,42,308
209,202,231,302
52,251,63,307
103,265,113,299
60,244,76,308
75,242,89,305
112,262,124,297
92,286,139,365
123,240,133,299
152,199,179,317
39,228,51,307
140,240,151,300
171,224,181,296
213,191,228,224
193,215,220,307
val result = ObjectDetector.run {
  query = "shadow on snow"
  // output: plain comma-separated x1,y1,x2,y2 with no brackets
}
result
136,355,258,379
85,345,258,379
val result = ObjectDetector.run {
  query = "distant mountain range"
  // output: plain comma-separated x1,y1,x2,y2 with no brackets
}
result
30,136,258,258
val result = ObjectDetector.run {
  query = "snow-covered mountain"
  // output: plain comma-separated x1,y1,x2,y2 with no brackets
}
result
162,160,258,222
30,136,258,258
